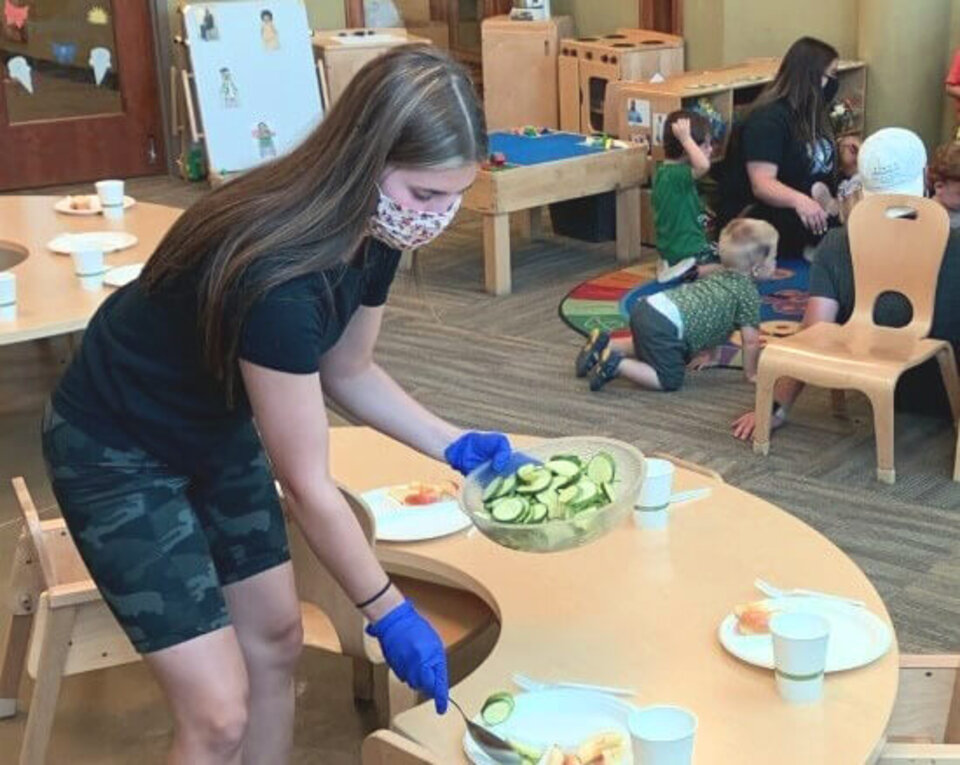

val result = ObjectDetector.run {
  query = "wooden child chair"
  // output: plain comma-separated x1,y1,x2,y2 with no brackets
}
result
878,653,960,763
362,729,441,765
752,195,960,483
0,477,496,762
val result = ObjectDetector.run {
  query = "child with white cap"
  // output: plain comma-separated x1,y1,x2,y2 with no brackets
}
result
732,127,960,439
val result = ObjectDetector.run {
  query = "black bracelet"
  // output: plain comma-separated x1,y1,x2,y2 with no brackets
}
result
356,579,392,610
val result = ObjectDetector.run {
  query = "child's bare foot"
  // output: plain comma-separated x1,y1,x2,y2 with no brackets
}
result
686,347,721,371
811,182,840,217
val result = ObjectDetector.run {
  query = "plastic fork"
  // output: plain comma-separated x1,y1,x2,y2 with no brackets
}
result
512,672,636,698
755,578,865,608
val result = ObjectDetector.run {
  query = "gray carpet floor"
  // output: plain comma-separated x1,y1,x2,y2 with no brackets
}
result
1,173,959,760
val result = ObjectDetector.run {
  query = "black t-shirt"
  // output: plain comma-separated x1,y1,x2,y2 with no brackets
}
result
52,239,402,470
719,99,836,221
809,227,960,416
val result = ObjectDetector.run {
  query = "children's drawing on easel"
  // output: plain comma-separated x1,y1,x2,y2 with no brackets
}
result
260,9,280,51
198,6,219,41
3,0,29,43
252,121,277,158
219,66,239,107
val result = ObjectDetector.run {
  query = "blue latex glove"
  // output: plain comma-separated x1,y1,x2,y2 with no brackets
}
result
366,600,449,714
445,431,535,476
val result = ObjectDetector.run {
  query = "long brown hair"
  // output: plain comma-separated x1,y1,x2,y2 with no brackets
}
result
141,45,487,401
752,36,839,145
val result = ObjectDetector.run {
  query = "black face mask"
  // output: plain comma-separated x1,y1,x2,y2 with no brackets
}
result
822,75,839,103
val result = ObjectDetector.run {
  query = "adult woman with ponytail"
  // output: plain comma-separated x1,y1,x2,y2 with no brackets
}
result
719,36,841,259
42,47,517,764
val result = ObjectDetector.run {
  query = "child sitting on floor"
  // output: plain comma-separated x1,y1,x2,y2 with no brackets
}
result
811,135,862,224
929,142,960,228
575,218,778,392
652,110,717,282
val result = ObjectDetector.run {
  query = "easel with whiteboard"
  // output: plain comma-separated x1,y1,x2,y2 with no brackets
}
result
170,0,328,187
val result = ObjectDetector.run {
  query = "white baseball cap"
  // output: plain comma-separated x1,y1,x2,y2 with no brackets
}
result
858,127,927,197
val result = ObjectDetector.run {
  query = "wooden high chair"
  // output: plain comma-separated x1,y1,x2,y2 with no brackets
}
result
0,478,496,763
752,195,960,483
362,729,440,765
878,653,960,763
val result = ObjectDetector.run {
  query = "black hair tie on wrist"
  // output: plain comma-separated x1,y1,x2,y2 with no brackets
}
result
356,579,393,610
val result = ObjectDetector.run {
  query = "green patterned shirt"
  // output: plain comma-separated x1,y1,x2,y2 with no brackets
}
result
666,270,762,354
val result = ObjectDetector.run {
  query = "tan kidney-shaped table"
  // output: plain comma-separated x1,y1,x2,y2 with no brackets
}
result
329,427,899,764
0,195,182,346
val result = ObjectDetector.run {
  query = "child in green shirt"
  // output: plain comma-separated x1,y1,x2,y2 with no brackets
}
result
575,219,778,392
652,110,718,282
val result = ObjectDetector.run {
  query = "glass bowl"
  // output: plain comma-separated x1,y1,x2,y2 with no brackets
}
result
460,437,646,553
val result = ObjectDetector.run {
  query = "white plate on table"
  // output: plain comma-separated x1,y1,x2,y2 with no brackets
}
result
104,263,145,288
47,231,138,255
464,688,636,765
718,596,892,673
361,485,471,542
54,195,136,216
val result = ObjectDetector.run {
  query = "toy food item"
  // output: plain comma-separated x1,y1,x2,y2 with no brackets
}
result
734,601,776,635
481,453,618,525
387,480,458,507
577,731,630,764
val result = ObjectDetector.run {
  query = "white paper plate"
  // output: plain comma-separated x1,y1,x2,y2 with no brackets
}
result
54,195,136,216
718,596,893,673
48,231,138,255
464,689,636,765
362,486,471,542
104,263,145,287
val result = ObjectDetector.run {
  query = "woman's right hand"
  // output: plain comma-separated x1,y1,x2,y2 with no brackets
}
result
794,194,829,235
366,600,449,714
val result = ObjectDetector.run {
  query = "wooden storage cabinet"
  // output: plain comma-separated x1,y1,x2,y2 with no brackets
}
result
481,15,575,131
605,58,867,162
313,28,431,106
559,29,685,134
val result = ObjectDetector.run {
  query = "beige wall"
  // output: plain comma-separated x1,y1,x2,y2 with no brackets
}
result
722,0,858,63
858,0,951,148
682,0,723,70
551,0,638,38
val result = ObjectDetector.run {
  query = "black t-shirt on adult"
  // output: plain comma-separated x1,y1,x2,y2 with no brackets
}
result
719,99,836,222
809,227,960,416
52,239,402,471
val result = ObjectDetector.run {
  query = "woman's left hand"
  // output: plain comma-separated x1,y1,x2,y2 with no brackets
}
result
444,431,531,476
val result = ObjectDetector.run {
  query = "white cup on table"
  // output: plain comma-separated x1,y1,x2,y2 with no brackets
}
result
0,271,16,306
635,458,675,529
95,179,125,209
770,612,830,704
629,705,697,765
72,249,105,277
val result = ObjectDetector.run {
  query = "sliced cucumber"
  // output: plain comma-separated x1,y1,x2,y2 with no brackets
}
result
500,475,517,496
481,476,504,503
571,479,599,509
490,497,526,523
516,463,539,483
545,459,581,478
516,470,552,494
551,453,582,466
557,485,579,505
480,692,515,726
528,503,548,523
602,482,617,502
586,452,616,484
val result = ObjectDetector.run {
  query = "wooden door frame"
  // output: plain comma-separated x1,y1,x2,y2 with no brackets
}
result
0,2,166,189
639,0,683,34
345,0,365,27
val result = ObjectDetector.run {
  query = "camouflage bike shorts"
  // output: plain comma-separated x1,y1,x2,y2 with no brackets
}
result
41,405,290,654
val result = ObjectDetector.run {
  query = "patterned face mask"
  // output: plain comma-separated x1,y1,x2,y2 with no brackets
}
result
368,186,461,250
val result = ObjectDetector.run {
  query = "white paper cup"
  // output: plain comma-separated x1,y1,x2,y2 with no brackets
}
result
770,612,830,704
0,304,16,321
102,204,125,221
79,274,105,291
0,271,16,306
95,179,125,207
629,705,697,765
635,506,668,530
637,458,675,510
72,249,105,276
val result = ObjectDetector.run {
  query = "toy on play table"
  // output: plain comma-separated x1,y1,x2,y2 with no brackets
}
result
584,132,617,150
482,151,510,171
511,125,553,137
